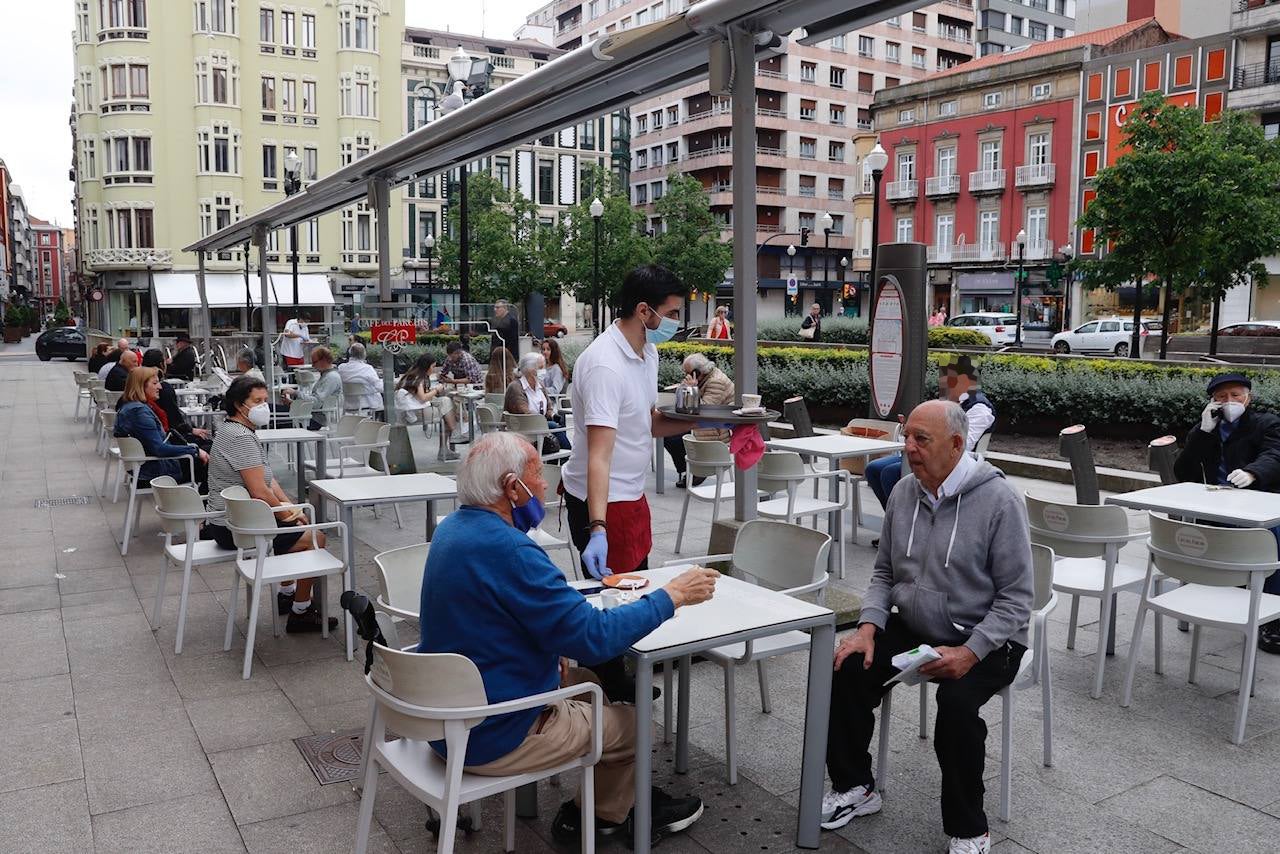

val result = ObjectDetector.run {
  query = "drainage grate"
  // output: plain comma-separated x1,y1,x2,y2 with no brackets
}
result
34,496,92,508
295,729,365,785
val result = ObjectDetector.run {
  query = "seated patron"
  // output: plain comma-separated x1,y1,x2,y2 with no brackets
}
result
822,401,1032,854
141,350,211,449
418,432,716,843
504,351,571,451
1174,371,1280,653
337,341,384,413
663,353,734,489
105,349,138,392
113,366,209,490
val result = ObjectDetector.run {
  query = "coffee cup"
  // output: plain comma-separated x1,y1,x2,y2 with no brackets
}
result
741,393,762,410
601,589,623,610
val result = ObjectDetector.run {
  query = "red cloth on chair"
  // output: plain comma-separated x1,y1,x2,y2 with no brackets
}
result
730,425,766,470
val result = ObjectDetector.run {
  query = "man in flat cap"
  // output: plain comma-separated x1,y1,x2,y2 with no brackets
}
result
1175,371,1280,652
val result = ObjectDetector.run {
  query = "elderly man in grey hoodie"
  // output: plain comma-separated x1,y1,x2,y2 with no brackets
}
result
820,400,1033,854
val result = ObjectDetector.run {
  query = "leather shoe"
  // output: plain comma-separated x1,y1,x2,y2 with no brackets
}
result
1259,621,1280,655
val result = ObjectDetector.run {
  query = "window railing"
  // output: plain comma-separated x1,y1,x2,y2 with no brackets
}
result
925,174,960,196
969,169,1006,192
799,186,817,197
1015,163,1055,187
1234,59,1280,89
757,68,787,80
885,179,918,200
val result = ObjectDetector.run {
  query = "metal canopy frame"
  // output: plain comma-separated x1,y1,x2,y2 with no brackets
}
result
182,0,916,512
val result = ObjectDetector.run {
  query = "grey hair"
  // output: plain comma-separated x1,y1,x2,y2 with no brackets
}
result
940,400,969,441
683,352,714,375
456,432,535,506
236,350,255,368
518,351,543,374
348,341,366,360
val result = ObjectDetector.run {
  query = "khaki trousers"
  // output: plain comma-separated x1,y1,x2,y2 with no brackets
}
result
466,669,637,824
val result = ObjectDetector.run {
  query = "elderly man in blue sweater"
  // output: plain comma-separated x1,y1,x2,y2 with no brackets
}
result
418,431,717,843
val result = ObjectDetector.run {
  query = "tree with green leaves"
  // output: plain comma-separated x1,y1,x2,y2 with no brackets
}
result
1076,92,1280,358
652,172,733,323
436,171,518,306
559,166,652,332
1194,112,1280,354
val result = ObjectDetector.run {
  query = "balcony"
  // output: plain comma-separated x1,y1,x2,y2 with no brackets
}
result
1233,0,1280,33
885,179,918,201
1234,59,1280,90
757,69,787,80
86,248,173,270
1019,240,1052,261
929,242,1005,263
799,186,817,198
1015,163,1056,188
969,169,1006,194
925,174,961,197
938,27,972,44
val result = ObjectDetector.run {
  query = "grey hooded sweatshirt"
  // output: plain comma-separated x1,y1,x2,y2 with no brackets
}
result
860,459,1033,661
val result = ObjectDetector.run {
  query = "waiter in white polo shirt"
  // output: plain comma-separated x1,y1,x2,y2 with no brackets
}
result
562,264,704,580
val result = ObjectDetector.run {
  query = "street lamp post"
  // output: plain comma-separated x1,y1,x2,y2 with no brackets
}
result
840,255,849,314
864,143,889,323
1014,228,1027,348
590,197,604,336
819,212,834,301
423,234,435,321
438,47,493,321
283,150,302,307
1057,244,1073,332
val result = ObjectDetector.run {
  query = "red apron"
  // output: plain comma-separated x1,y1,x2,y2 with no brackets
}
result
605,495,652,575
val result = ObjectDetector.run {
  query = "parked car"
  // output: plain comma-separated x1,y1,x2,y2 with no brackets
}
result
35,326,87,361
946,312,1019,345
1050,316,1154,356
543,321,568,338
1217,321,1280,337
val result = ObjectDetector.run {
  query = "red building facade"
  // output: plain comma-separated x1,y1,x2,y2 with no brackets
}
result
871,18,1180,331
29,217,64,307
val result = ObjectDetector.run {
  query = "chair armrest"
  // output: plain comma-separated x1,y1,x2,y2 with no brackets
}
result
780,575,829,598
662,553,733,567
374,595,420,622
367,678,604,723
231,519,348,538
155,508,223,522
272,501,316,516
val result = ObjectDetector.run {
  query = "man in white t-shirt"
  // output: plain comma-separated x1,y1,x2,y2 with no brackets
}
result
336,341,383,414
562,265,704,581
279,316,310,367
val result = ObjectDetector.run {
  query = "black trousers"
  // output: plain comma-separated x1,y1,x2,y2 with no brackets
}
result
663,434,687,475
827,615,1025,839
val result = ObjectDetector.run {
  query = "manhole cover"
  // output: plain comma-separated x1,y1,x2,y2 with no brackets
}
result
34,496,92,508
295,729,366,785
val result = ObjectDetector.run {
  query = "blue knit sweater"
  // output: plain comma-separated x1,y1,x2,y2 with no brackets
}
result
417,505,674,765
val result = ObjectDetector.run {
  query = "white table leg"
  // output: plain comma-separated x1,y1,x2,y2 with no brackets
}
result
796,621,834,849
342,503,356,661
675,654,691,773
654,436,665,495
827,458,841,575
295,441,306,502
632,659,655,853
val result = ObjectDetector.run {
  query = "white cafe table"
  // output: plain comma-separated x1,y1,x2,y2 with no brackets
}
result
308,473,457,660
611,564,835,853
1106,481,1280,528
254,428,328,504
765,434,905,571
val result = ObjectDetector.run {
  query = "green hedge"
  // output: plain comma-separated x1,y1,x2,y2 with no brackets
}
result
655,342,1280,433
752,319,987,348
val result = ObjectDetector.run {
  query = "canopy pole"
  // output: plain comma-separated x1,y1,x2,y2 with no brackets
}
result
147,266,161,349
254,226,276,401
196,252,212,369
372,177,397,423
730,24,758,524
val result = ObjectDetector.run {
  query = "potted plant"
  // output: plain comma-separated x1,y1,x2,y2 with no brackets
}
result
4,304,27,343
54,300,71,327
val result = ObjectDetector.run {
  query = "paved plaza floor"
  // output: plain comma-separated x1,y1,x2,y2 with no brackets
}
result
3,359,1280,853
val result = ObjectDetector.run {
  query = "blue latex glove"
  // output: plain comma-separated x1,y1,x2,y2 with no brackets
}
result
696,421,736,430
583,530,609,580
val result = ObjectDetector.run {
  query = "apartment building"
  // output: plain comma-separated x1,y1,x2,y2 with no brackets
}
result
72,0,405,340
1075,0,1229,39
29,217,67,308
6,177,35,304
0,160,13,304
400,27,620,327
871,18,1183,329
977,0,1078,56
551,0,977,322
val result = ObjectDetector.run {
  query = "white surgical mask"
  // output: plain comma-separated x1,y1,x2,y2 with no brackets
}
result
247,402,272,427
1222,401,1246,423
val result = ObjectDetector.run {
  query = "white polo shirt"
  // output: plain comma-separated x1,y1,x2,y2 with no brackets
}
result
279,319,309,360
562,322,658,502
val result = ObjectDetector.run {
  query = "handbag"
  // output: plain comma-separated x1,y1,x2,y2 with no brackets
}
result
799,323,815,341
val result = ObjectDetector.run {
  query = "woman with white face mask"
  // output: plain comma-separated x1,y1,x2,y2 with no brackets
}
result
203,376,337,634
504,351,571,451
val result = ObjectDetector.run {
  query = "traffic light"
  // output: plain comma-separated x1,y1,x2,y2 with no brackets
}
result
800,227,811,246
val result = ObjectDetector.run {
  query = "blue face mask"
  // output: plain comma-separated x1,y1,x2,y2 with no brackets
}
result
645,312,680,344
509,477,545,533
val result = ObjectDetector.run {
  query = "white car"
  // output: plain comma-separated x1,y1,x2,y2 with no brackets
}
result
1051,316,1151,356
946,312,1019,346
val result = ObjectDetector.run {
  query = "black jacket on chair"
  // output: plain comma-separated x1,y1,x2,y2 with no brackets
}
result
1174,408,1280,489
168,346,197,381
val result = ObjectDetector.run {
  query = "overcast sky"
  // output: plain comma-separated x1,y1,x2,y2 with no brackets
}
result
0,1,537,226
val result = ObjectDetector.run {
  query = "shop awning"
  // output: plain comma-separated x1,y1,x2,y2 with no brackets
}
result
153,272,334,308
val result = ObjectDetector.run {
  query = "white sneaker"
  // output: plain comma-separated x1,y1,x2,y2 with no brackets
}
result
947,833,990,854
820,785,882,830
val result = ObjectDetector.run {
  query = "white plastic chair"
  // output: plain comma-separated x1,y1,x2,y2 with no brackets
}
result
474,404,502,436
755,450,852,576
1122,514,1280,744
150,477,240,655
373,542,429,623
875,542,1059,822
668,520,832,784
222,490,348,679
526,463,573,562
1025,491,1148,699
73,371,95,421
307,413,366,471
334,421,403,528
114,437,196,556
343,380,377,416
674,437,750,554
353,645,603,854
505,412,570,464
